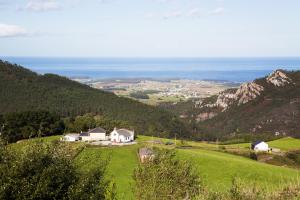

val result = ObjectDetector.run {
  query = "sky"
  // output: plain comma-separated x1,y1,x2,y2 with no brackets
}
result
0,0,300,57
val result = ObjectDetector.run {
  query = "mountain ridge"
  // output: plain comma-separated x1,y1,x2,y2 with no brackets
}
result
196,69,300,140
161,69,300,140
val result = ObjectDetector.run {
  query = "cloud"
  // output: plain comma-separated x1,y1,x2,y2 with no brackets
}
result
209,7,225,15
146,7,225,19
19,0,61,12
163,10,182,19
145,12,157,19
0,23,28,37
186,8,202,17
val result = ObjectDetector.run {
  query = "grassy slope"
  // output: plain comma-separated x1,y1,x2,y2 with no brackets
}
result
227,137,300,151
268,137,300,151
177,149,299,192
7,136,300,199
74,145,139,200
74,136,300,199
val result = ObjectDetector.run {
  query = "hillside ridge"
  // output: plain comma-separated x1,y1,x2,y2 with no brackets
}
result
0,60,189,138
167,69,300,140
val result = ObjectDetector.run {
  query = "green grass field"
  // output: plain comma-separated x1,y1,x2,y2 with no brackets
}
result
7,135,300,199
226,137,300,151
73,136,300,199
177,149,299,192
74,145,139,200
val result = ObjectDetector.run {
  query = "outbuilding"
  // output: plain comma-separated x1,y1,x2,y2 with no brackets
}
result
251,141,269,152
139,148,154,163
62,134,80,142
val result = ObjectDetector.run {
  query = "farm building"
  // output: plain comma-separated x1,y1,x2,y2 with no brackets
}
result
139,148,154,163
62,134,80,142
110,128,134,143
80,127,107,141
251,141,269,152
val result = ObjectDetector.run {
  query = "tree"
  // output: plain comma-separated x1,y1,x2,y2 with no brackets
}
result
133,149,201,200
0,140,116,200
0,111,64,143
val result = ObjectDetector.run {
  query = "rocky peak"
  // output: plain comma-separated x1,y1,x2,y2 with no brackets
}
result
200,82,264,110
266,70,292,87
235,82,264,105
215,90,236,110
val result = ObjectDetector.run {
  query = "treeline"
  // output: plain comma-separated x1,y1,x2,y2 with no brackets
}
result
129,91,150,99
0,60,190,139
0,111,135,143
64,113,132,134
0,111,64,143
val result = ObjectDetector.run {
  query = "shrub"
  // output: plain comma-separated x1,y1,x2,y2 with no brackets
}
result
249,152,258,160
0,141,116,200
133,149,201,200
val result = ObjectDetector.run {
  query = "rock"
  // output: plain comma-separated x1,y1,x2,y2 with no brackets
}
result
235,82,264,105
196,112,218,121
266,70,292,87
215,90,236,110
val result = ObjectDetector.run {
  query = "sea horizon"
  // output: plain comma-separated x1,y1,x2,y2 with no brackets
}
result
2,56,300,83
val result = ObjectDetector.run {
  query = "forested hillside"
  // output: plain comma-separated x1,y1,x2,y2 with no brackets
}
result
168,70,300,141
0,60,189,138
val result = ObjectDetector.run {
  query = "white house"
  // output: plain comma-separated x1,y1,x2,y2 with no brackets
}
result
251,141,269,152
110,128,134,143
80,127,107,141
63,134,80,142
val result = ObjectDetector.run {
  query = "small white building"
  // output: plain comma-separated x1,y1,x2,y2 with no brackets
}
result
80,127,107,141
62,134,80,142
251,141,269,152
110,128,134,143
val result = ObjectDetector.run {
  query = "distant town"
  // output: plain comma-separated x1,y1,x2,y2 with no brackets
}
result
73,77,238,105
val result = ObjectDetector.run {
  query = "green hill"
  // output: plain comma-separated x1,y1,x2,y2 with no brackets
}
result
0,60,189,138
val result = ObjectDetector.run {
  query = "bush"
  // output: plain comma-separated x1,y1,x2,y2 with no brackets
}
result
133,149,201,200
286,150,300,165
0,141,116,200
249,152,258,160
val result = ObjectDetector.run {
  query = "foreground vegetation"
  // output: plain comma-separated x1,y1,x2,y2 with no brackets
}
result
7,135,300,199
0,140,116,200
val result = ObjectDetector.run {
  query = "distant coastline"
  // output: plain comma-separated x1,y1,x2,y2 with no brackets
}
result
2,57,300,82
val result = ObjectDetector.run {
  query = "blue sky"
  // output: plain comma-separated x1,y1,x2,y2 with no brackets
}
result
0,0,300,57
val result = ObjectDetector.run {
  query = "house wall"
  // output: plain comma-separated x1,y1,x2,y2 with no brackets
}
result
254,142,269,151
110,130,134,143
89,132,106,140
64,136,79,142
81,136,91,141
110,130,119,142
130,134,134,141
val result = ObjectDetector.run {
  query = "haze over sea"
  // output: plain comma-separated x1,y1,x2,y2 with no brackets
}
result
3,57,300,83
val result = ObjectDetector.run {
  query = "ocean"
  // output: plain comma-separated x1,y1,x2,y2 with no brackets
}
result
2,57,300,82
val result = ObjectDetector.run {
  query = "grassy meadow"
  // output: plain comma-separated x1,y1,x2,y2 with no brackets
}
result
227,137,300,151
7,135,300,199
